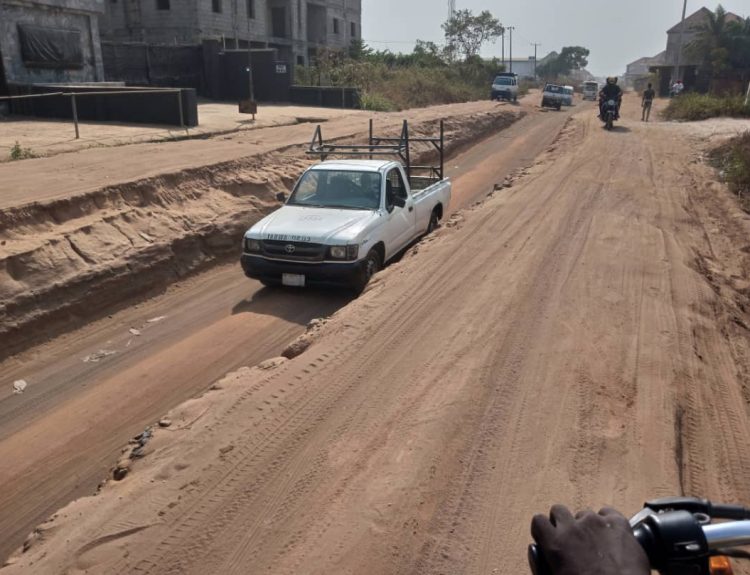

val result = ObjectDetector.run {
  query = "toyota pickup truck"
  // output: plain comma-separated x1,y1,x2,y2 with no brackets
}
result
241,121,451,293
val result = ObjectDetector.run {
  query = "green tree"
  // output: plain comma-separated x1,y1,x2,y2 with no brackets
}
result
727,17,750,71
442,9,504,61
412,40,448,67
537,46,590,78
348,38,372,61
688,5,734,78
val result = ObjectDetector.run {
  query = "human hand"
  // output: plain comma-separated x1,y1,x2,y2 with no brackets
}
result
531,505,650,575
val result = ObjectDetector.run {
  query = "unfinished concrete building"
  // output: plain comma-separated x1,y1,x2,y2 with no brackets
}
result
99,0,361,65
0,0,105,88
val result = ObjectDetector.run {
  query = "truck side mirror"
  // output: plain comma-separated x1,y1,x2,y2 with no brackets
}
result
392,196,406,209
276,192,287,203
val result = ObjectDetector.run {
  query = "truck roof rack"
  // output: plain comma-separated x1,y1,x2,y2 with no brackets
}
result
306,119,445,187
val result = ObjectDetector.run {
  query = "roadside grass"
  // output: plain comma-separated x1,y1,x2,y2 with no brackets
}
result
297,58,504,112
664,93,750,121
362,67,484,111
8,141,38,161
710,132,750,210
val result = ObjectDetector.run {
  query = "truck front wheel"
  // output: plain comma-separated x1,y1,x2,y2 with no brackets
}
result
353,249,382,294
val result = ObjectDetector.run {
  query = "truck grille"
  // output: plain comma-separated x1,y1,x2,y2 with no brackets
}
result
261,240,326,262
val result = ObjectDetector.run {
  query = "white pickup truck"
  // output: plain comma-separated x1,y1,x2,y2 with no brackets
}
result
241,122,451,293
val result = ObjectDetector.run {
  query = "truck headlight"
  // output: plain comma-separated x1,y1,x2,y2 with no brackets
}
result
328,245,359,261
245,238,261,253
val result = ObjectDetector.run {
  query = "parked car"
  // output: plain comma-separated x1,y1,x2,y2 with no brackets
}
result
582,81,599,101
241,122,451,293
491,73,519,102
541,84,564,110
562,85,575,106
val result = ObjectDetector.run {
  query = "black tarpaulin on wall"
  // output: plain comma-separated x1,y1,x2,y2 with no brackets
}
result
102,43,203,90
7,83,199,127
18,24,83,69
101,43,148,85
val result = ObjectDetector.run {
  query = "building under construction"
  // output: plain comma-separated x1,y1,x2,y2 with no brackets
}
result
100,0,362,66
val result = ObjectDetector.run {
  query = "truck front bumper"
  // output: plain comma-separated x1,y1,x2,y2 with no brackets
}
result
241,254,367,287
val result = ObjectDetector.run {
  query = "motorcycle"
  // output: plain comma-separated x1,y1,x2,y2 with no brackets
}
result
601,98,618,130
529,497,750,575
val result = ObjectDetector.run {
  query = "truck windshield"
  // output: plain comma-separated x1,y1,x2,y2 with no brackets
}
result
288,170,381,210
494,76,514,86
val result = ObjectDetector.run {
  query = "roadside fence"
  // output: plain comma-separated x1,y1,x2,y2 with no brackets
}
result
0,88,188,139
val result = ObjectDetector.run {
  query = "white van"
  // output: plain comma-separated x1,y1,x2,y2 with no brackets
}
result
582,81,599,101
491,73,519,103
562,85,575,106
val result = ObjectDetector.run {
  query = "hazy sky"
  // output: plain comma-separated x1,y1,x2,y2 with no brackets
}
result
361,0,748,77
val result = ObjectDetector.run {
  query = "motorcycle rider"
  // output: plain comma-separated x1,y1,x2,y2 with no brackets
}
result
531,505,650,575
599,77,623,120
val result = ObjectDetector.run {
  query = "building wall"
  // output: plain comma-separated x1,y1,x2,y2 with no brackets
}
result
665,29,702,67
506,59,536,78
626,60,650,76
99,0,361,65
100,0,271,45
322,0,360,50
0,0,105,84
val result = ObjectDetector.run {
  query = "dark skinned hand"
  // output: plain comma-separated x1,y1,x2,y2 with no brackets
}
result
531,505,650,575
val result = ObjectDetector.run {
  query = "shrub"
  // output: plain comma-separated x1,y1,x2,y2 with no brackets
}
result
663,93,750,121
8,141,37,161
710,132,750,208
360,92,395,112
298,46,506,110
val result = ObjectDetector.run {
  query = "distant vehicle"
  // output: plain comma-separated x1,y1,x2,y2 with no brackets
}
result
562,85,575,106
541,84,564,110
241,121,451,293
491,73,519,103
582,81,599,101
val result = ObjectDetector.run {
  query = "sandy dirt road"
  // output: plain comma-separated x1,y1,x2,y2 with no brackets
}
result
5,94,750,574
0,100,575,563
0,100,512,210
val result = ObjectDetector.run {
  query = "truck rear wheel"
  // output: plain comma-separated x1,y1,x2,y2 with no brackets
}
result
427,210,440,234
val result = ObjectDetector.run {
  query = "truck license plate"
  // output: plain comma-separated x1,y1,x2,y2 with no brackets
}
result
282,274,306,287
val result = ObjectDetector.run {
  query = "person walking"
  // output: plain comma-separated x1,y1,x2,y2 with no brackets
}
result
642,83,655,122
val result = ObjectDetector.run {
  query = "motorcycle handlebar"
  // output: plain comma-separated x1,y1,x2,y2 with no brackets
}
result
704,521,750,549
529,515,750,575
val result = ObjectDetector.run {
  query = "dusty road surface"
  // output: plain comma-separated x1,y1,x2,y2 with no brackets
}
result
0,99,528,359
0,99,518,209
0,104,370,160
0,96,575,563
6,94,750,574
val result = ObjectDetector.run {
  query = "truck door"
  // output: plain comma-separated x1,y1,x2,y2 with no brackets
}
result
383,167,416,258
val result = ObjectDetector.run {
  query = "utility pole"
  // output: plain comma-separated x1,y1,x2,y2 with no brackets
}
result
675,0,688,83
531,42,541,77
507,26,515,74
447,0,455,20
501,29,505,68
233,0,239,49
244,15,256,120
